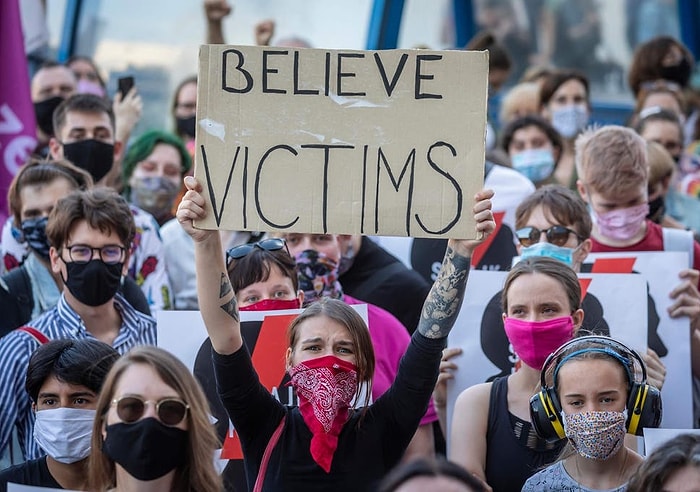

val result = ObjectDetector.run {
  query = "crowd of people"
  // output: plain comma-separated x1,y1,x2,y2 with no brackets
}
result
1,0,700,491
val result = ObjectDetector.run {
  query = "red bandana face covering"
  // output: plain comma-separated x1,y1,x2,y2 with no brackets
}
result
238,298,301,311
288,355,358,473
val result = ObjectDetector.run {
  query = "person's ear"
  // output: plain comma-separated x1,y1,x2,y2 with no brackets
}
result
121,250,131,276
112,140,124,164
32,401,37,413
285,347,293,371
502,312,507,323
576,179,588,203
296,290,304,307
48,137,63,160
572,308,585,332
573,238,592,268
50,246,62,274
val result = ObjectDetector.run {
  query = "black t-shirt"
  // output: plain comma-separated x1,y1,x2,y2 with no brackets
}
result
0,457,62,491
340,237,430,334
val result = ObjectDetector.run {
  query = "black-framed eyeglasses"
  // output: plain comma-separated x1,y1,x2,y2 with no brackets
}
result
111,395,189,427
64,244,125,265
516,226,582,247
226,238,289,263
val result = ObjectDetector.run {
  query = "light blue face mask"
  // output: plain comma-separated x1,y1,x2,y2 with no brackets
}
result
520,241,577,267
511,148,556,183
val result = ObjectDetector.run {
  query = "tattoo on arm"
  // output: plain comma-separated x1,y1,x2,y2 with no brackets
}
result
218,272,238,321
219,273,232,297
418,246,471,339
220,297,239,322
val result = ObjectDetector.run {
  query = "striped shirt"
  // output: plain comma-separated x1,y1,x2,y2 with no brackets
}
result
0,293,156,460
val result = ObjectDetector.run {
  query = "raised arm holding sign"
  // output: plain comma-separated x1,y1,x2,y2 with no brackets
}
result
176,175,494,490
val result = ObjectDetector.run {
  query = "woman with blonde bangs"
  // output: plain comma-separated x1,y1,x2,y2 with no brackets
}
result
88,345,221,491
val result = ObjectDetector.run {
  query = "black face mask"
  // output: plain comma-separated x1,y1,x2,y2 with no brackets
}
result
176,115,196,139
647,195,666,224
103,419,188,481
660,58,692,87
62,139,114,183
61,259,123,306
20,216,51,260
34,96,64,136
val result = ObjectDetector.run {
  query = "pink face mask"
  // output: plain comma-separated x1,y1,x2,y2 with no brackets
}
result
238,298,300,311
590,203,649,241
503,316,575,370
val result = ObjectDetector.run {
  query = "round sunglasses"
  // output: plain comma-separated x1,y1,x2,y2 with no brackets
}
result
515,225,582,247
111,395,189,427
226,237,289,263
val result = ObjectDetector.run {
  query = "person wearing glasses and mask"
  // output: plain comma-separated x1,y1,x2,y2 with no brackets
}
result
0,188,156,464
0,339,118,491
88,345,221,491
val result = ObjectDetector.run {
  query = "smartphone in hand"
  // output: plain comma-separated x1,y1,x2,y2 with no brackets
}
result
117,76,135,98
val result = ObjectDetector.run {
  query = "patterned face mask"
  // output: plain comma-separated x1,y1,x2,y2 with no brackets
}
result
288,355,357,472
294,250,343,306
562,409,627,460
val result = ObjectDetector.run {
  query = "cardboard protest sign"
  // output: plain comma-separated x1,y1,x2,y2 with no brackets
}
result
445,271,650,447
157,306,368,490
194,45,488,238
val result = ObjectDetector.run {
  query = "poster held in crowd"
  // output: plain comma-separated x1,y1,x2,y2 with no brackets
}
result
194,45,488,238
445,270,655,446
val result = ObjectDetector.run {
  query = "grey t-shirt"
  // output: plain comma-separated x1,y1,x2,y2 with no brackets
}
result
522,461,627,492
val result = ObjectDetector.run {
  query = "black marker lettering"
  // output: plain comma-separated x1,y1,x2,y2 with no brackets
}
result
255,145,299,228
337,53,366,97
222,49,253,94
300,144,355,233
293,51,319,95
374,148,416,235
415,141,462,234
200,144,242,227
361,145,368,234
374,53,408,97
324,52,331,96
242,146,249,228
415,54,443,100
262,50,288,94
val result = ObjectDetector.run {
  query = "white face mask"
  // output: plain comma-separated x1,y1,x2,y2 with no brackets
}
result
551,104,589,139
34,407,96,463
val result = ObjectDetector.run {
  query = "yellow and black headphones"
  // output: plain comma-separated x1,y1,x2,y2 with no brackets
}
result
529,335,662,443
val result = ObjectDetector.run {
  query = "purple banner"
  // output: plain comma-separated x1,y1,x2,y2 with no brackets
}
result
0,0,37,225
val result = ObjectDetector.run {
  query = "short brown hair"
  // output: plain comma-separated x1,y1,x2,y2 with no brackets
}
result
575,126,648,195
228,247,299,293
515,184,592,240
628,36,694,97
89,346,221,491
539,70,590,108
46,187,135,250
287,297,375,408
52,93,115,138
502,256,581,313
646,141,675,190
7,158,93,226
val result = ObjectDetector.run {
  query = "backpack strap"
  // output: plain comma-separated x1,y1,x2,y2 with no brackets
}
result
16,326,50,345
253,415,286,492
662,227,694,268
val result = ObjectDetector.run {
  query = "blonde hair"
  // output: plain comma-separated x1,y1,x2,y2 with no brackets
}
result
646,141,675,190
88,346,221,491
499,82,541,125
575,126,648,195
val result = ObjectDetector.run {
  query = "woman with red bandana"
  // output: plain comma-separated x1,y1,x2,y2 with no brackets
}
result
177,176,495,491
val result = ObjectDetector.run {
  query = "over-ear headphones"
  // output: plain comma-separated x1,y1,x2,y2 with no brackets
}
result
529,335,662,442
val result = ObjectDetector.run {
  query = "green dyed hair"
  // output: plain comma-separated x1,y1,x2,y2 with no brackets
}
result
121,129,192,193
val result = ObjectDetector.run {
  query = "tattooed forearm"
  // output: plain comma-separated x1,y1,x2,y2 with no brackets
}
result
220,297,239,322
219,272,232,298
418,246,471,339
218,271,238,321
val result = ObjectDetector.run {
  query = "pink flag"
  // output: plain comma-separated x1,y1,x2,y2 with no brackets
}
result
0,0,37,224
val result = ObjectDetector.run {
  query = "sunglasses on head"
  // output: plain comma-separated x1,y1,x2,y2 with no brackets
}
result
112,395,189,427
226,237,289,263
516,225,581,247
